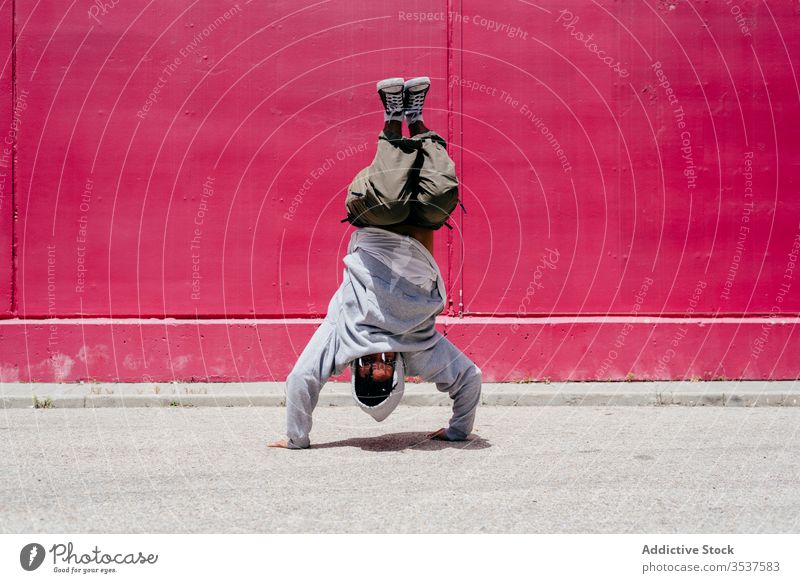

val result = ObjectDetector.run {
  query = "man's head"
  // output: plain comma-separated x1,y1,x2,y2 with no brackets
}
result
353,352,396,406
356,352,396,382
351,352,405,421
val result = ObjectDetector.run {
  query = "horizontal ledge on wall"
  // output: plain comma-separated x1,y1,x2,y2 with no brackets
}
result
0,316,799,325
2,381,799,409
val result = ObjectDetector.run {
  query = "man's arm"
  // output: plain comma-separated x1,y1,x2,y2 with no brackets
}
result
403,338,482,442
441,372,481,441
270,317,340,450
426,373,480,442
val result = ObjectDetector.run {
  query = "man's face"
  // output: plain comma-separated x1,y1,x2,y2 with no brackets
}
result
356,352,396,382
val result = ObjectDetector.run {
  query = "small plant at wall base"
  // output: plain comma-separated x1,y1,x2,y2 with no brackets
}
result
33,396,53,409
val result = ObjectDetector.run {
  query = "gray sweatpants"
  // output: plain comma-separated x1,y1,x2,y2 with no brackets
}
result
346,130,459,228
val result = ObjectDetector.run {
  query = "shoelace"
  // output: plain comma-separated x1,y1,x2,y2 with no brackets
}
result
385,91,403,111
405,89,426,113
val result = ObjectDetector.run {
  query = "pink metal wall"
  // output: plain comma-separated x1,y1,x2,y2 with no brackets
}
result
1,1,798,382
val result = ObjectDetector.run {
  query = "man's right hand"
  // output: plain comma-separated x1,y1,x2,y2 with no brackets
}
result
427,428,451,440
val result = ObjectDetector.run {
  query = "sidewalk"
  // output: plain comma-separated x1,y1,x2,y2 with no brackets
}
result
1,380,798,408
2,406,798,532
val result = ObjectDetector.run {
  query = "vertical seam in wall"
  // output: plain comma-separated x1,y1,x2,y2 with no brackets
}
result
9,0,16,316
457,0,463,318
445,0,454,320
445,0,465,321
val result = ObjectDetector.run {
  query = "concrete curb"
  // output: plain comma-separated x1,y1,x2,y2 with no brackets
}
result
1,380,798,409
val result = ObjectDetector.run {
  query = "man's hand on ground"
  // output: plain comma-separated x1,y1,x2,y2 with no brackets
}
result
268,439,289,448
427,428,450,440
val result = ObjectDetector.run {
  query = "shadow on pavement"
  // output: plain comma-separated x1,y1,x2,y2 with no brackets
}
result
311,431,491,452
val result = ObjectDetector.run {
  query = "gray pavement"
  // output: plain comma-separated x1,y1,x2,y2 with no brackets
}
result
1,405,798,533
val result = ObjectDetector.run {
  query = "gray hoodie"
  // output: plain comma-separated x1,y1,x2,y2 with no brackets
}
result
285,230,481,448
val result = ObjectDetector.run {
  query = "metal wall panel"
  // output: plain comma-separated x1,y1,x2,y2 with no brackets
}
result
2,1,799,381
458,1,800,317
14,0,449,318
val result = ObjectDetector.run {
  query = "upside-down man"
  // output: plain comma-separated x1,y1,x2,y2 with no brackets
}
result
269,76,481,449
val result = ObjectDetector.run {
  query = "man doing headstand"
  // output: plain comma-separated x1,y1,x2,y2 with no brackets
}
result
269,76,481,449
